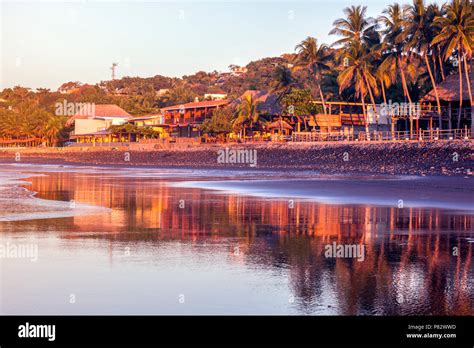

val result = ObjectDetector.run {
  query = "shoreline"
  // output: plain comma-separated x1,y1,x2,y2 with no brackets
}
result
0,171,111,221
0,140,472,177
0,162,472,213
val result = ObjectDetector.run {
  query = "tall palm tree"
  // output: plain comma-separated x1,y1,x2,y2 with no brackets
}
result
433,0,473,131
427,3,447,81
338,40,379,136
378,3,416,110
331,5,379,132
375,65,393,105
294,37,332,114
401,0,443,130
329,5,377,46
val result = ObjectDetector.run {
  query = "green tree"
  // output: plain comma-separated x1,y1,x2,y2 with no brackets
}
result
201,106,235,139
294,37,332,114
280,89,321,131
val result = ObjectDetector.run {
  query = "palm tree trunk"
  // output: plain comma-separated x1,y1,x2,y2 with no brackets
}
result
398,57,413,105
363,72,378,130
425,54,442,129
438,51,445,81
462,54,473,135
431,54,438,81
457,51,463,129
398,56,415,133
381,81,387,105
361,94,369,140
316,81,327,115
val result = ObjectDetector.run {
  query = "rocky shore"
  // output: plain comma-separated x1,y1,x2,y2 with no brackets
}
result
0,141,472,177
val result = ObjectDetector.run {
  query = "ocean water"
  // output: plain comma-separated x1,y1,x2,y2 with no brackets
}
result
0,164,473,315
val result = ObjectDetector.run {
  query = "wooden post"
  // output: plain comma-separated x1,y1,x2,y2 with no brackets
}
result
448,102,452,131
429,117,433,140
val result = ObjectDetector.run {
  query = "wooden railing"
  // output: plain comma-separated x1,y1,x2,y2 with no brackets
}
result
0,138,43,147
292,128,472,142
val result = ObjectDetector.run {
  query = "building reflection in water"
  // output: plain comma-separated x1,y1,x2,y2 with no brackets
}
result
17,172,474,315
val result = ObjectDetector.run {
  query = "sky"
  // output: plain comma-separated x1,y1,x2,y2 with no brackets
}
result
0,0,446,90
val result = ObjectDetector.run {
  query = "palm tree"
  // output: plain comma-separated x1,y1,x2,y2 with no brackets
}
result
234,94,261,140
43,114,64,146
338,40,379,136
401,0,443,131
294,37,332,114
0,110,20,140
375,65,392,105
378,4,416,107
427,3,447,81
432,0,473,131
331,5,379,134
329,5,377,47
271,65,297,101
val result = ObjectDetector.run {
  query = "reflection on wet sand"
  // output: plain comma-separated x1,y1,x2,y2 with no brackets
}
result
4,171,474,315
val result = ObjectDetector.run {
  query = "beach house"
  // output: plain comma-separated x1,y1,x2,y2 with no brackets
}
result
160,99,230,138
421,71,473,132
67,104,131,143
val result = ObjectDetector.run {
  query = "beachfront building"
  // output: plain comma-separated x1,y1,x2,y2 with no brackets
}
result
67,104,131,143
160,99,230,138
267,120,293,140
421,72,473,133
126,114,171,139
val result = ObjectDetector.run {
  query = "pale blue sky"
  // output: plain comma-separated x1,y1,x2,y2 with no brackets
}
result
0,0,445,90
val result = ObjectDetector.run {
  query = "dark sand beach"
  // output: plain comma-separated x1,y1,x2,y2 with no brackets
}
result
0,140,472,176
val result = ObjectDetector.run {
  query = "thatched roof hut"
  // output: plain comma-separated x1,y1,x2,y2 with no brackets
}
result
267,119,293,130
422,72,473,103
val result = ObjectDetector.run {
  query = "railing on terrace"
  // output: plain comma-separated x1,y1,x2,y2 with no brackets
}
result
164,117,206,125
292,129,472,142
0,138,43,147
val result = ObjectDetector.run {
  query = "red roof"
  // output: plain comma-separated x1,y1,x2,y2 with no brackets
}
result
161,100,229,112
66,104,131,126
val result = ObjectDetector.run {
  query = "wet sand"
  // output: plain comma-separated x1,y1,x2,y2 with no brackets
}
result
0,164,472,222
0,170,111,221
175,175,474,212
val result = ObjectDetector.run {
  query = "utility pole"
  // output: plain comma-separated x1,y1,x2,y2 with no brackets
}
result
111,63,118,80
